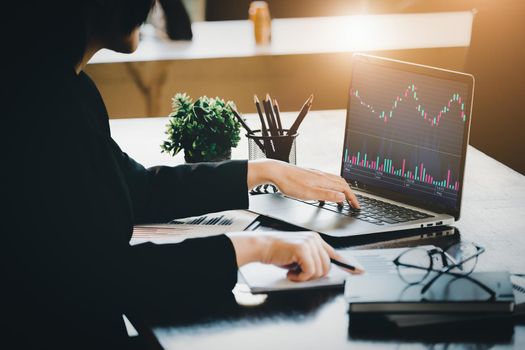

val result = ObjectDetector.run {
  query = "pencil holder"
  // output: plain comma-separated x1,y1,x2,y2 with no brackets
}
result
247,129,298,164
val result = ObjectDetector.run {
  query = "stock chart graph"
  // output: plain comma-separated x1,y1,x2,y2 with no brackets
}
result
344,150,460,191
343,60,470,211
351,86,467,127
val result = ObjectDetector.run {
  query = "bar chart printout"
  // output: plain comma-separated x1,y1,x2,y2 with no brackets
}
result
342,60,469,212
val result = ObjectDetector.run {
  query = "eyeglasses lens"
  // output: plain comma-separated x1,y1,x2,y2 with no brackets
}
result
397,248,431,284
444,242,478,275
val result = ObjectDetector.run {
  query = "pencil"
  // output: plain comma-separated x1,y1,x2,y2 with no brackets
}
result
265,94,278,132
254,95,273,154
272,98,283,135
231,107,253,134
231,107,266,152
287,94,313,135
263,94,278,137
254,95,268,136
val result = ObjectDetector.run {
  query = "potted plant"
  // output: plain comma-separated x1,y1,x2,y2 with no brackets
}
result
161,93,242,163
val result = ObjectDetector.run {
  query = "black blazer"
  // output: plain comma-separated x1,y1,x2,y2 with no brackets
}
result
3,66,248,347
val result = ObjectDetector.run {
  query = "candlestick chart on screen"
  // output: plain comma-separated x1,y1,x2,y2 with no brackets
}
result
343,62,470,210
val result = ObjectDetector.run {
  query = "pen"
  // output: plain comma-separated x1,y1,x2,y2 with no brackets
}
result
287,94,313,136
330,258,361,273
287,258,362,274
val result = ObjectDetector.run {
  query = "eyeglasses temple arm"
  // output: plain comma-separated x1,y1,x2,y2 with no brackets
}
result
421,249,485,294
421,270,496,300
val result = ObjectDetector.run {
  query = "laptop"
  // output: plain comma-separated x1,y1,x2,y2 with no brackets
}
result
249,54,474,238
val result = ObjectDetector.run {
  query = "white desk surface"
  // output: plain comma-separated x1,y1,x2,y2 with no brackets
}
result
91,11,473,64
110,110,345,173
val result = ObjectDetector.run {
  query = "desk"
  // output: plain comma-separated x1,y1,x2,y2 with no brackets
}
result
91,12,473,63
110,110,525,349
87,12,473,117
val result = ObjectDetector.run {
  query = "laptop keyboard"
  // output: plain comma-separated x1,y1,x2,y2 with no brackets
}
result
294,194,433,226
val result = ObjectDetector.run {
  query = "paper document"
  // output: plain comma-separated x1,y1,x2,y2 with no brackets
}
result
240,245,435,293
131,210,259,245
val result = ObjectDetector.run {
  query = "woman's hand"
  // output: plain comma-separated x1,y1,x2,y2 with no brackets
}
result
247,159,360,208
227,231,363,282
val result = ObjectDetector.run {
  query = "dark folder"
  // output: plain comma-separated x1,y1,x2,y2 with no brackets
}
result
345,270,515,314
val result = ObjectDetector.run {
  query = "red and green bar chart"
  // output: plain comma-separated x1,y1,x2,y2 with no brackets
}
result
344,149,460,191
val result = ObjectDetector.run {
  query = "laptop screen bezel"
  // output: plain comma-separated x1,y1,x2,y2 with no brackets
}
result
340,54,474,220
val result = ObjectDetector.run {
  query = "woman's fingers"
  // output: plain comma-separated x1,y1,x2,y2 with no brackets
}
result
231,231,363,281
287,244,316,282
317,241,332,276
317,172,360,209
305,187,346,203
343,186,360,209
308,237,327,279
255,161,359,206
308,184,360,209
286,232,332,281
266,231,364,282
301,169,360,209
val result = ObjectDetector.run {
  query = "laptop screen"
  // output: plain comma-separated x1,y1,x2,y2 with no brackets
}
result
342,55,473,219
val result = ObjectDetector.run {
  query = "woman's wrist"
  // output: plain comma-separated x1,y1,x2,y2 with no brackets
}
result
226,233,270,267
247,159,280,189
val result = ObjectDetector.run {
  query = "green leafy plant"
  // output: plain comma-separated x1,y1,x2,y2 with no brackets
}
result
161,93,242,162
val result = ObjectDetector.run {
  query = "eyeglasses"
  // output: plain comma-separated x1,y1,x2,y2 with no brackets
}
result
393,242,495,300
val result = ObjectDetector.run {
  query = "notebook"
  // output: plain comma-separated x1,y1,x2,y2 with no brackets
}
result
344,270,515,314
239,245,436,293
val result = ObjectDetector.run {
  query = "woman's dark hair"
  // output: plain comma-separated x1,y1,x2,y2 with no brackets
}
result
12,0,155,70
80,0,156,64
88,0,157,38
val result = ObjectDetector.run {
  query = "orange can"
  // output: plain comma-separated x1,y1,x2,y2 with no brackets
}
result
249,1,271,45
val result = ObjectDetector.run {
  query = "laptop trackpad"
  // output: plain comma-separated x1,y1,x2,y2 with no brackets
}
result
249,194,367,232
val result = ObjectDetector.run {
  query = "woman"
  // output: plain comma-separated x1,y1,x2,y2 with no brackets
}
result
3,0,360,347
